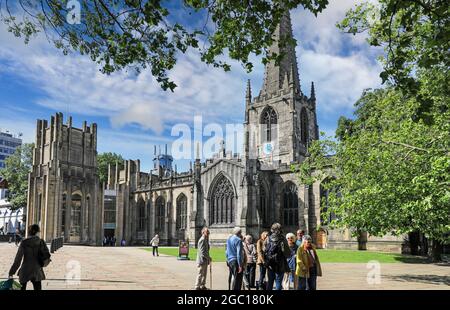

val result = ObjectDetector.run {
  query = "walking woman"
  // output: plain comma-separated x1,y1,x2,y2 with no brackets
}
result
296,235,322,290
8,224,50,290
256,231,268,290
150,234,160,256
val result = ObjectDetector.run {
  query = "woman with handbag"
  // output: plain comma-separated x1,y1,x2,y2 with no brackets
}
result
8,224,51,290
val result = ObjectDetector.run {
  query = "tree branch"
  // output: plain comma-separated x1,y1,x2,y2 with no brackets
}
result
382,140,429,152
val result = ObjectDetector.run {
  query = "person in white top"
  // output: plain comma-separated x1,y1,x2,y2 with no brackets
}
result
150,234,160,256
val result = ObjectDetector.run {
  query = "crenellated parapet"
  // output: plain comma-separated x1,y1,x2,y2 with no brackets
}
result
27,113,101,245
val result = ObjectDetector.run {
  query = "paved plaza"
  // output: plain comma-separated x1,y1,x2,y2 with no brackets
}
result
0,243,448,290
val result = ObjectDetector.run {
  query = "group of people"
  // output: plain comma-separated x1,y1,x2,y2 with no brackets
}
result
102,235,117,246
195,223,322,290
1,227,23,245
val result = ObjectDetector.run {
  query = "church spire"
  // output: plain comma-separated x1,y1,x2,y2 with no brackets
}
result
310,81,316,100
261,10,300,95
245,79,252,105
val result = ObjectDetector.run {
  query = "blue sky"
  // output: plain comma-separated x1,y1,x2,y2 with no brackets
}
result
0,0,382,172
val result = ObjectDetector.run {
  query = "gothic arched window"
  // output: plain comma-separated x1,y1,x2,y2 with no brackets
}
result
261,106,277,142
137,198,146,231
155,196,165,233
282,182,298,226
176,194,188,230
209,175,235,225
300,107,309,145
320,178,339,225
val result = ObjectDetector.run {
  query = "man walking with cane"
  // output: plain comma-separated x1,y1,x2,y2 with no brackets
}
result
194,227,212,290
210,260,213,289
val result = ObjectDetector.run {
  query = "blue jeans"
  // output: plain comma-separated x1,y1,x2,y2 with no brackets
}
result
298,266,317,290
258,264,266,289
267,269,284,290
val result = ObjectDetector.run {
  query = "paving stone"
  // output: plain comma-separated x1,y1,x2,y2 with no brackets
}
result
1,244,448,290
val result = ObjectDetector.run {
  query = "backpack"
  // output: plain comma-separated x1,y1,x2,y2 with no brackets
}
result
38,239,52,267
263,238,282,269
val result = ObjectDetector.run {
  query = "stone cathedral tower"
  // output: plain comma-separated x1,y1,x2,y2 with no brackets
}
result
244,12,319,167
27,113,102,245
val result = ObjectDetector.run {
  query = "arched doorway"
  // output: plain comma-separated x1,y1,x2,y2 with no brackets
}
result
70,193,82,243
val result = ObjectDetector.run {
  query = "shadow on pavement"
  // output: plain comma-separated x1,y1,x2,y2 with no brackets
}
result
385,274,450,286
393,255,430,264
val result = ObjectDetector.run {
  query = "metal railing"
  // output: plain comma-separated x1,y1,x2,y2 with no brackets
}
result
50,237,64,253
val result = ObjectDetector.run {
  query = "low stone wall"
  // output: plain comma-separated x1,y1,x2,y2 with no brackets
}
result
326,240,403,253
326,241,359,251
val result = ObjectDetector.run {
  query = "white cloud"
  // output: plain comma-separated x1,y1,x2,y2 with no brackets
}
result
300,49,381,112
292,0,371,54
291,0,383,113
0,23,253,134
0,0,383,168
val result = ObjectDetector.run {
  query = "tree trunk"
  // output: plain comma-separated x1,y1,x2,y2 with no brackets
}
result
357,230,367,251
429,239,443,262
408,231,419,255
419,233,428,256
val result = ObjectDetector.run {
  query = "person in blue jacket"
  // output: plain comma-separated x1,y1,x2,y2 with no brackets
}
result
226,227,244,290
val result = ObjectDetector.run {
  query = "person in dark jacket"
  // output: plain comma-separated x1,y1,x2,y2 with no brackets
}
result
8,224,50,290
264,223,290,290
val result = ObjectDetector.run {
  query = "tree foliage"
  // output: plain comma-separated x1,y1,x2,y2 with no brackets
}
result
0,0,328,91
296,75,449,259
0,143,34,210
338,0,449,123
97,152,124,184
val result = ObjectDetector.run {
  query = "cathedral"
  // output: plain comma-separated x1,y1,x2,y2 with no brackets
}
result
26,12,403,251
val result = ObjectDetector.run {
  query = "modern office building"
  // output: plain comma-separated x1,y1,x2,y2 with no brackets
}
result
0,131,22,170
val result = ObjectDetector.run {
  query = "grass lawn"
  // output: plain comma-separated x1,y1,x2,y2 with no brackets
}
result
141,247,427,264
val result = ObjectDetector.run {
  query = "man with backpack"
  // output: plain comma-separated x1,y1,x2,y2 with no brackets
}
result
264,223,291,290
8,224,51,290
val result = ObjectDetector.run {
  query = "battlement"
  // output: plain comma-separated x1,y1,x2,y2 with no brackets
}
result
33,112,97,168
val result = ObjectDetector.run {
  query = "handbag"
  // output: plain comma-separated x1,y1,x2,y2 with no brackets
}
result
0,279,22,290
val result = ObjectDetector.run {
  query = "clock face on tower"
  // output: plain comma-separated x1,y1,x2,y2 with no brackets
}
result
263,142,273,155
